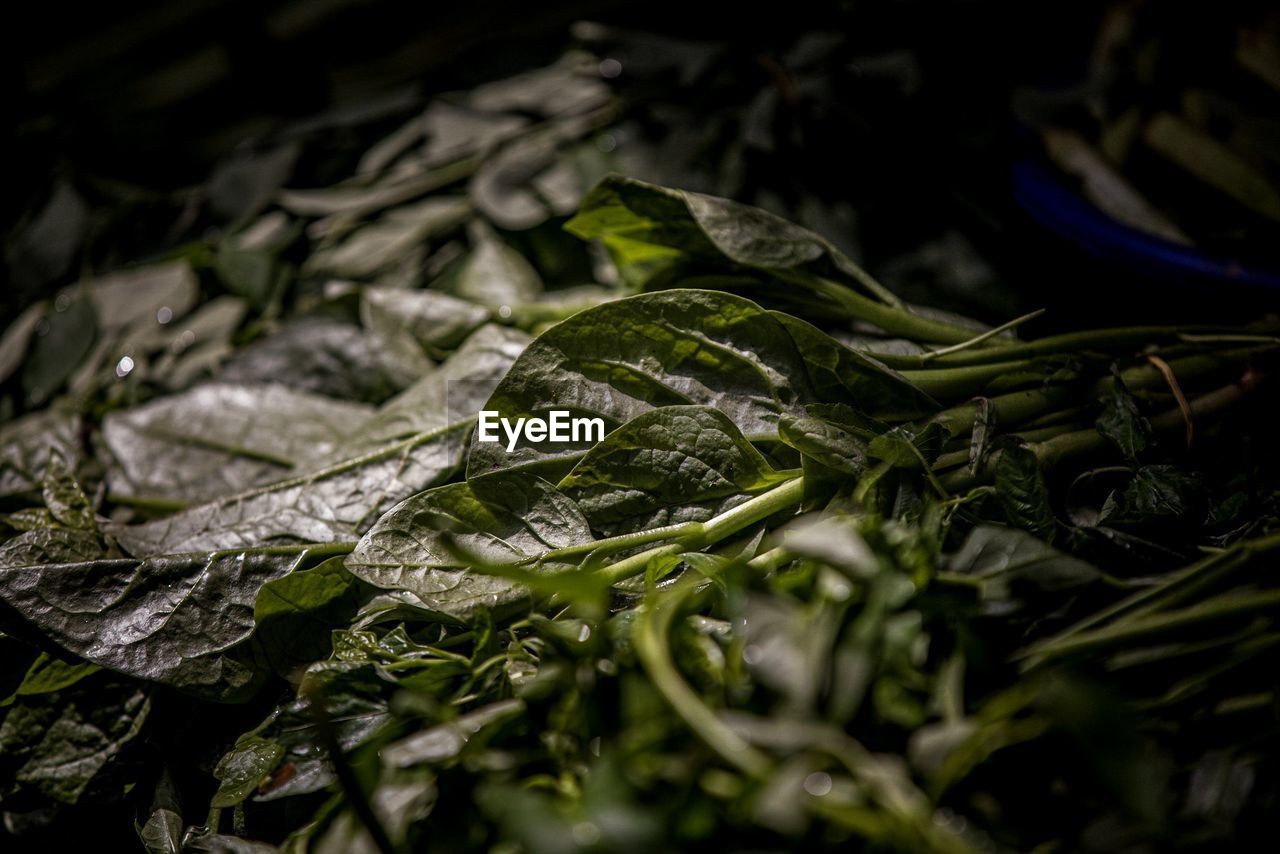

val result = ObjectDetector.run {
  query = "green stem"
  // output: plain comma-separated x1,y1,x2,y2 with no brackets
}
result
919,309,1046,361
942,375,1259,491
930,347,1259,439
877,326,1247,369
635,577,773,777
532,521,705,565
595,477,807,586
1018,589,1280,665
775,271,991,345
901,358,1054,401
1020,532,1280,664
931,422,1079,472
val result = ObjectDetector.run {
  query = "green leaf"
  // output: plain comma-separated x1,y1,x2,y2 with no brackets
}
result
382,698,525,768
772,313,938,419
347,474,594,622
467,289,814,480
0,302,47,387
40,452,96,531
303,196,470,279
217,318,426,404
948,526,1101,596
778,413,869,476
253,557,373,675
994,440,1057,541
558,405,792,536
0,408,82,501
21,292,96,407
1,652,100,707
212,736,286,808
566,174,896,304
345,324,530,456
0,544,344,698
450,224,544,309
101,383,375,504
213,219,296,309
361,286,491,353
0,527,105,567
1096,368,1151,462
111,322,530,556
111,419,470,557
1102,465,1204,525
868,422,945,469
0,677,149,805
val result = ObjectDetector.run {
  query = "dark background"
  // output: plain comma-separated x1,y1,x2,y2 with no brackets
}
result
5,0,1277,327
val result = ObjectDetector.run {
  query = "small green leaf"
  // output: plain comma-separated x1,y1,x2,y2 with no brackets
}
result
994,440,1057,541
1096,368,1151,462
212,736,286,808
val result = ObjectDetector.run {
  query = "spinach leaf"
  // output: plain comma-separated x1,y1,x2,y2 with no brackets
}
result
0,409,82,501
1096,368,1151,462
868,422,946,468
347,474,594,622
566,174,897,304
111,419,470,556
778,412,869,476
102,383,375,504
450,223,544,309
114,323,529,556
361,285,491,353
1100,465,1205,525
0,544,344,699
1,653,100,707
324,323,530,461
302,196,470,280
0,306,48,391
772,312,939,419
467,289,814,479
948,526,1101,599
40,452,96,531
0,676,149,805
217,318,426,404
0,527,105,567
253,557,373,676
994,440,1058,541
211,736,285,808
559,405,792,536
20,292,96,408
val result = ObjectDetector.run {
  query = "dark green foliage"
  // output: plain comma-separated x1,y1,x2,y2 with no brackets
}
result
1,154,1277,854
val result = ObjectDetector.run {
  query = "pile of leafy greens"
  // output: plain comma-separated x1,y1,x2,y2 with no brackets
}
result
3,51,1280,854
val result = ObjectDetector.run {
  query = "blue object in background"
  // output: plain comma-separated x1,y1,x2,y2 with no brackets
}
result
1013,156,1280,294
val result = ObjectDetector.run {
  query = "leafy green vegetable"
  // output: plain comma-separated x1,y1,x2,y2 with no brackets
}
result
1096,367,1152,461
0,543,350,698
110,420,470,556
347,474,594,622
102,383,375,504
994,439,1058,540
567,174,899,304
467,289,815,479
0,676,149,805
0,408,81,500
0,127,1276,854
559,405,793,536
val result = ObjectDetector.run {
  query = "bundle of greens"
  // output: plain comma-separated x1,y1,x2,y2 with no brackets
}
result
1,171,1277,854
